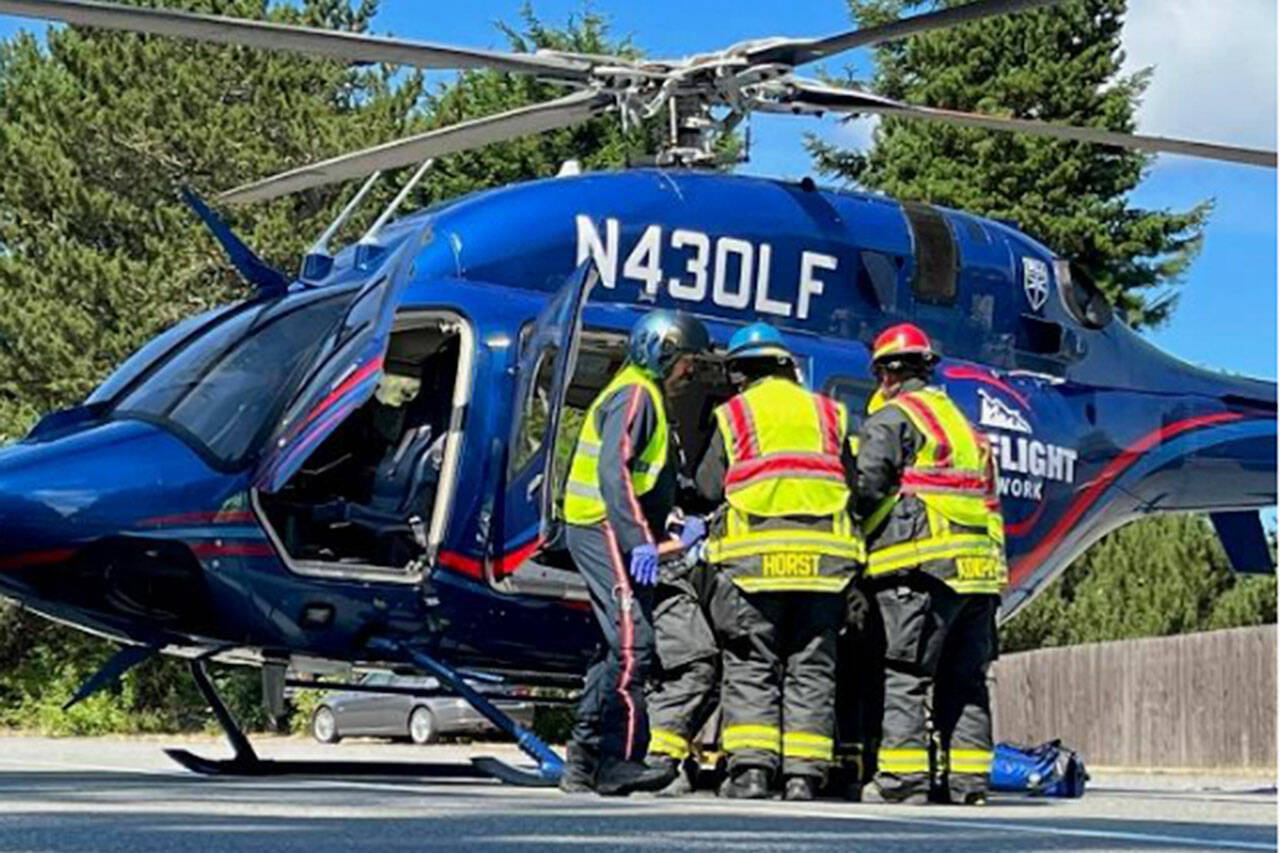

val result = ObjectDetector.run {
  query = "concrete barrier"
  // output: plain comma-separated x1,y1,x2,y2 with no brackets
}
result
992,624,1276,769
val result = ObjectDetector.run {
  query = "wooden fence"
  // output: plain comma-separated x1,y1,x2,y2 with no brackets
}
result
992,625,1276,769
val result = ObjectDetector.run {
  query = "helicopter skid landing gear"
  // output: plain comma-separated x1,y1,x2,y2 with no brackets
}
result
164,659,489,781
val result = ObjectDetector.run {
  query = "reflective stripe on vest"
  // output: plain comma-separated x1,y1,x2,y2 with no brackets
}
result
705,378,863,591
865,386,1007,594
562,364,669,525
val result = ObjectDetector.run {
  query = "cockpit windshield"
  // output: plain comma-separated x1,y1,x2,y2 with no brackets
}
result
112,289,356,466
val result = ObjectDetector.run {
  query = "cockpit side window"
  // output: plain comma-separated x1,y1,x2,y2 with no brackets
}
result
903,202,958,305
1055,260,1113,329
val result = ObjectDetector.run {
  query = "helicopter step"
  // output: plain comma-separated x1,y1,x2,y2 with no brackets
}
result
163,657,556,785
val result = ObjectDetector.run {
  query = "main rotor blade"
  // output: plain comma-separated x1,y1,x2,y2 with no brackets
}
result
0,0,593,78
218,89,615,205
745,0,1064,67
765,79,1278,169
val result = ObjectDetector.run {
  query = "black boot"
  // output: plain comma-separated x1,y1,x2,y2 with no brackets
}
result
861,782,928,805
653,757,696,798
721,767,771,799
783,776,817,801
558,743,598,794
595,757,678,796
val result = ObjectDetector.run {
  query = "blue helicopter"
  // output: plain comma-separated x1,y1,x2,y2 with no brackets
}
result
0,0,1274,785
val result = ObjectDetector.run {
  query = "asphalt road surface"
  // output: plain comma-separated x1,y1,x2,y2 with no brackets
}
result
0,736,1273,852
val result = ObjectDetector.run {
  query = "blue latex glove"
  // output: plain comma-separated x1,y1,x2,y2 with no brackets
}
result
629,543,659,586
678,515,708,549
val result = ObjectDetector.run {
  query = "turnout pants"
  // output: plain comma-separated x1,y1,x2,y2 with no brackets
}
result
835,579,884,787
566,523,656,763
647,562,721,762
717,582,845,780
872,572,999,800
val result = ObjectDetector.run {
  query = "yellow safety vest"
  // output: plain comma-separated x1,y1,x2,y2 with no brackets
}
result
563,364,669,525
864,386,1007,594
705,377,864,593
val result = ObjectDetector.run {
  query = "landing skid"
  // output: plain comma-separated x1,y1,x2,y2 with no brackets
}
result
165,659,555,786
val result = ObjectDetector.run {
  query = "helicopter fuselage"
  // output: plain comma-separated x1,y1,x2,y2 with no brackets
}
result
0,169,1273,678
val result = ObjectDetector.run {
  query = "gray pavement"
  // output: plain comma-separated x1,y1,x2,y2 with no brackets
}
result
0,736,1274,852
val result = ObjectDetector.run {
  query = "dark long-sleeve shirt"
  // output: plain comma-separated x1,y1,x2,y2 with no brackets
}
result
594,383,678,556
854,378,927,522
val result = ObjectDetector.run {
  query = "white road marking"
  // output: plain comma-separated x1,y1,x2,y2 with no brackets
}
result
771,805,1278,851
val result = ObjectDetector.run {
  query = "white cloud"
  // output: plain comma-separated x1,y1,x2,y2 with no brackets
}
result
831,115,880,151
1122,0,1276,149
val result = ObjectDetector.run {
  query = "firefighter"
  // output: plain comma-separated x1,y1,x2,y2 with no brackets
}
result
644,538,721,797
559,309,711,796
695,322,863,801
856,323,1007,805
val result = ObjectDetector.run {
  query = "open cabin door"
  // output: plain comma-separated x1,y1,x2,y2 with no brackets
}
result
254,248,413,493
497,261,597,578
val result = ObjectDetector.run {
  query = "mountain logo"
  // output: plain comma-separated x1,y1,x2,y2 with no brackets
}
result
1022,257,1050,311
979,389,1032,434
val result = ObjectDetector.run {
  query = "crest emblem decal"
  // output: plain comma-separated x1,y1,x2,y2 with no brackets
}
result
1022,257,1050,311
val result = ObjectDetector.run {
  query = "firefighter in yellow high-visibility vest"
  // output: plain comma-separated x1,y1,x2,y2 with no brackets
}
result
694,322,863,801
559,310,710,797
857,323,1007,806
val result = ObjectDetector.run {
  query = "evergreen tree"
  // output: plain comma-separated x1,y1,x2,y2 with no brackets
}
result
1001,514,1277,652
0,1,652,444
809,0,1209,329
0,2,652,732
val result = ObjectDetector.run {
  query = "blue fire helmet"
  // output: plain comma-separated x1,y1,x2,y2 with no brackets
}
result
727,322,793,363
627,310,711,377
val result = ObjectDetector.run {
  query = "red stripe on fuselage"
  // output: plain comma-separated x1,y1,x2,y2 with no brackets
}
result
138,511,256,528
288,357,385,441
1010,411,1245,585
942,365,1030,408
438,550,484,580
0,548,76,572
189,542,276,559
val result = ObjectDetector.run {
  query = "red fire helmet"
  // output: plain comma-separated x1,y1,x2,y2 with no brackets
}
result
872,323,937,365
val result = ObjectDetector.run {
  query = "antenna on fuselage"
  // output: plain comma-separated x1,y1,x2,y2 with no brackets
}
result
300,171,383,282
355,159,434,268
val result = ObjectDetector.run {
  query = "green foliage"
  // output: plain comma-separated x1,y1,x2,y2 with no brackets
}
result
0,0,654,443
1001,515,1277,652
809,0,1209,329
0,603,266,734
0,2,649,732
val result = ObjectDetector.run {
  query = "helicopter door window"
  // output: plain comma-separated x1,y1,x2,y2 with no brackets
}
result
255,316,467,576
903,202,958,305
511,347,557,475
858,250,902,313
1056,259,1114,329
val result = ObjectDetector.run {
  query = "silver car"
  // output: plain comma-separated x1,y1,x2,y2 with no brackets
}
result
310,671,536,745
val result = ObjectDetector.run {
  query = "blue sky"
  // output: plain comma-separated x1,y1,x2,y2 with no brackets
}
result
1,0,1274,380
